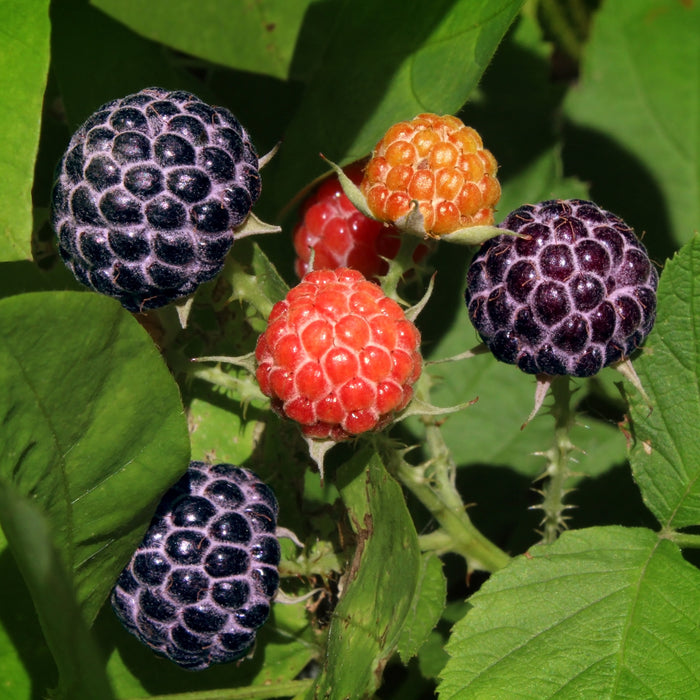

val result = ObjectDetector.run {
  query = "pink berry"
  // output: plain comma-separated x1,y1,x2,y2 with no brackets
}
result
255,268,422,441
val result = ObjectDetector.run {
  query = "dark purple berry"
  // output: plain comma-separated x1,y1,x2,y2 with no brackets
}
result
111,462,280,671
465,199,658,377
50,87,261,312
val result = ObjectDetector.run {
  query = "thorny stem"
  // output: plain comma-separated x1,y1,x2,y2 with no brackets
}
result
188,365,266,403
538,375,577,544
379,372,510,573
227,259,276,320
383,440,510,573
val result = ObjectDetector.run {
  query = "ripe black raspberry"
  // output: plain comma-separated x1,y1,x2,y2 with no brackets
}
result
51,87,261,312
465,199,658,377
110,462,280,670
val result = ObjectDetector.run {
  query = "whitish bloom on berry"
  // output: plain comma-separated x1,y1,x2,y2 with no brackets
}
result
111,462,280,670
51,87,262,312
465,199,658,377
360,113,501,237
255,268,423,441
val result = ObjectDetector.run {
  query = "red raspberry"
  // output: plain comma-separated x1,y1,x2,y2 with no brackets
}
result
360,113,501,237
293,163,425,280
255,268,423,441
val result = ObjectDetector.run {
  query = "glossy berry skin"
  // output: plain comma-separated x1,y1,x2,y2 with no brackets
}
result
111,462,280,671
51,87,261,312
465,199,658,377
360,113,500,237
293,163,424,280
255,268,422,441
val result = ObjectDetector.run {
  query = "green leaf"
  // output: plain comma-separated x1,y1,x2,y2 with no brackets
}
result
0,0,51,262
628,235,700,530
0,485,114,699
563,0,700,251
264,0,525,214
438,526,700,700
51,0,188,130
495,147,589,220
0,534,57,700
187,394,262,466
104,597,316,698
313,449,424,698
91,0,317,80
0,292,190,624
397,554,447,663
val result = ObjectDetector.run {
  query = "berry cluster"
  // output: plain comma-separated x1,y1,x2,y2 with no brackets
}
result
255,268,422,441
293,162,408,280
111,462,280,670
465,199,658,377
360,113,501,236
51,87,261,312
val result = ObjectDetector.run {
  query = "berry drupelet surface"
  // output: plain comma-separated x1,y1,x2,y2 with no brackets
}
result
360,113,501,236
465,199,658,377
293,162,408,281
255,268,423,442
51,87,261,312
111,462,280,670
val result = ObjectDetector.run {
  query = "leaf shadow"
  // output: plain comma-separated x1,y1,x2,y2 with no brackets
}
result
562,123,676,266
95,601,305,696
0,548,57,700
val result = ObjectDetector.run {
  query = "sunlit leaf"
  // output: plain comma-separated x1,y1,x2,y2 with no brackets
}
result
439,527,700,699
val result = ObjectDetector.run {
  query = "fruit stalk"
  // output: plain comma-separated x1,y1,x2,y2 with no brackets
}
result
538,375,576,544
379,372,510,573
383,442,510,573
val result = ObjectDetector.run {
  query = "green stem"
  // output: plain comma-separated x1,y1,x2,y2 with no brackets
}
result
538,0,583,61
189,365,266,401
539,375,576,544
664,532,700,549
228,260,275,320
378,368,510,572
387,438,510,572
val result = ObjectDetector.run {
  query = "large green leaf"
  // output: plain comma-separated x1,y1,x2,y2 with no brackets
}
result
263,0,525,215
313,449,427,699
439,527,700,699
0,535,56,700
51,0,189,130
628,236,700,529
0,487,114,699
104,596,315,698
0,292,190,624
564,0,700,253
91,0,318,80
0,0,51,262
397,554,447,663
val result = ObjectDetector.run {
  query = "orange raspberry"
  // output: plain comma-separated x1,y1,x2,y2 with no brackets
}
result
360,113,500,237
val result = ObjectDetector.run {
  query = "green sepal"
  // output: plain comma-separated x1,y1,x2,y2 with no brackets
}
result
320,154,377,220
397,396,479,422
234,211,282,240
304,435,337,481
440,224,522,246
